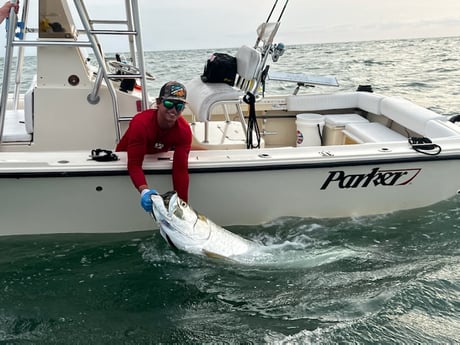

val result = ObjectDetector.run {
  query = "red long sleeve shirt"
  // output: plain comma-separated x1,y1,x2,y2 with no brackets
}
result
116,109,192,201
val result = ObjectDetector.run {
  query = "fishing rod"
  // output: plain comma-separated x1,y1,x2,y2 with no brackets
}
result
248,0,289,135
250,0,289,97
265,0,279,23
276,0,289,22
254,0,289,49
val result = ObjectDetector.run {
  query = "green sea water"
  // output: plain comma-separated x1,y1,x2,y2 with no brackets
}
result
1,36,460,343
1,197,459,344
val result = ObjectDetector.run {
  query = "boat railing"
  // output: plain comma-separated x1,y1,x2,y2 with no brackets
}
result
0,1,21,141
0,0,149,144
73,0,149,141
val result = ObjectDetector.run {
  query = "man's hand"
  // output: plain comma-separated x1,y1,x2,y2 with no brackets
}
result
0,1,19,20
140,189,158,212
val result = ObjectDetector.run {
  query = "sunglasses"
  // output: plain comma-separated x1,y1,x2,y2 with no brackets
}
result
162,99,185,112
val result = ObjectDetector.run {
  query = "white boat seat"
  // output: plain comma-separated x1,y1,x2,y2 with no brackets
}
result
186,77,242,123
2,110,32,142
286,92,384,114
234,44,262,92
380,97,444,135
1,81,34,142
343,122,407,144
186,45,264,149
24,79,34,134
323,113,369,145
424,119,460,138
187,45,262,123
287,92,448,138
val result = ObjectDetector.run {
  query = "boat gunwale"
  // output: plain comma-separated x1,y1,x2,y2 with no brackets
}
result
0,151,459,178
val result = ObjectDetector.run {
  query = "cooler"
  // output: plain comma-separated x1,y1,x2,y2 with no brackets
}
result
323,113,369,145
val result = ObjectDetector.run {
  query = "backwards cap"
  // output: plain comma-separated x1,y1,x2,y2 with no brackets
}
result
159,81,187,102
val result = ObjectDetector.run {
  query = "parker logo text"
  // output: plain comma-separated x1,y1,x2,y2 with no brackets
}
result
320,167,421,190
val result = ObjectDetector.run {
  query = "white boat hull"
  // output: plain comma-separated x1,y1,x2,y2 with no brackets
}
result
1,1,460,236
191,164,455,222
1,146,459,236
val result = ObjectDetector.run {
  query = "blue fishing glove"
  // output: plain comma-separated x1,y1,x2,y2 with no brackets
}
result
140,189,158,212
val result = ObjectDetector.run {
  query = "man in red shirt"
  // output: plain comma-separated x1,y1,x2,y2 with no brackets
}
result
116,81,192,212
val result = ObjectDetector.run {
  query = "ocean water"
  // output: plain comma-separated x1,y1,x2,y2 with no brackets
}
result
1,36,460,344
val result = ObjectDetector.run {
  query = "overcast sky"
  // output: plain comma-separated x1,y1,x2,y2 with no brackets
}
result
108,0,460,51
1,0,460,52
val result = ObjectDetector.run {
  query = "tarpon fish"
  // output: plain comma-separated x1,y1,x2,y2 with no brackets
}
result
150,191,258,260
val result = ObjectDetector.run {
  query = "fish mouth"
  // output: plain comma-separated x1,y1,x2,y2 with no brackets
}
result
161,191,177,210
150,191,179,222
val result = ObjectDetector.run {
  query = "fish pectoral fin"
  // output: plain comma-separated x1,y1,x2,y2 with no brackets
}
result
161,231,178,250
202,249,227,260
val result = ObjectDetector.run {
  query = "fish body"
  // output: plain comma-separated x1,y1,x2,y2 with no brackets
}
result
150,192,257,259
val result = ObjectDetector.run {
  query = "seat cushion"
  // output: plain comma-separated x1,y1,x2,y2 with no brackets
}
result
344,122,406,143
185,77,242,122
